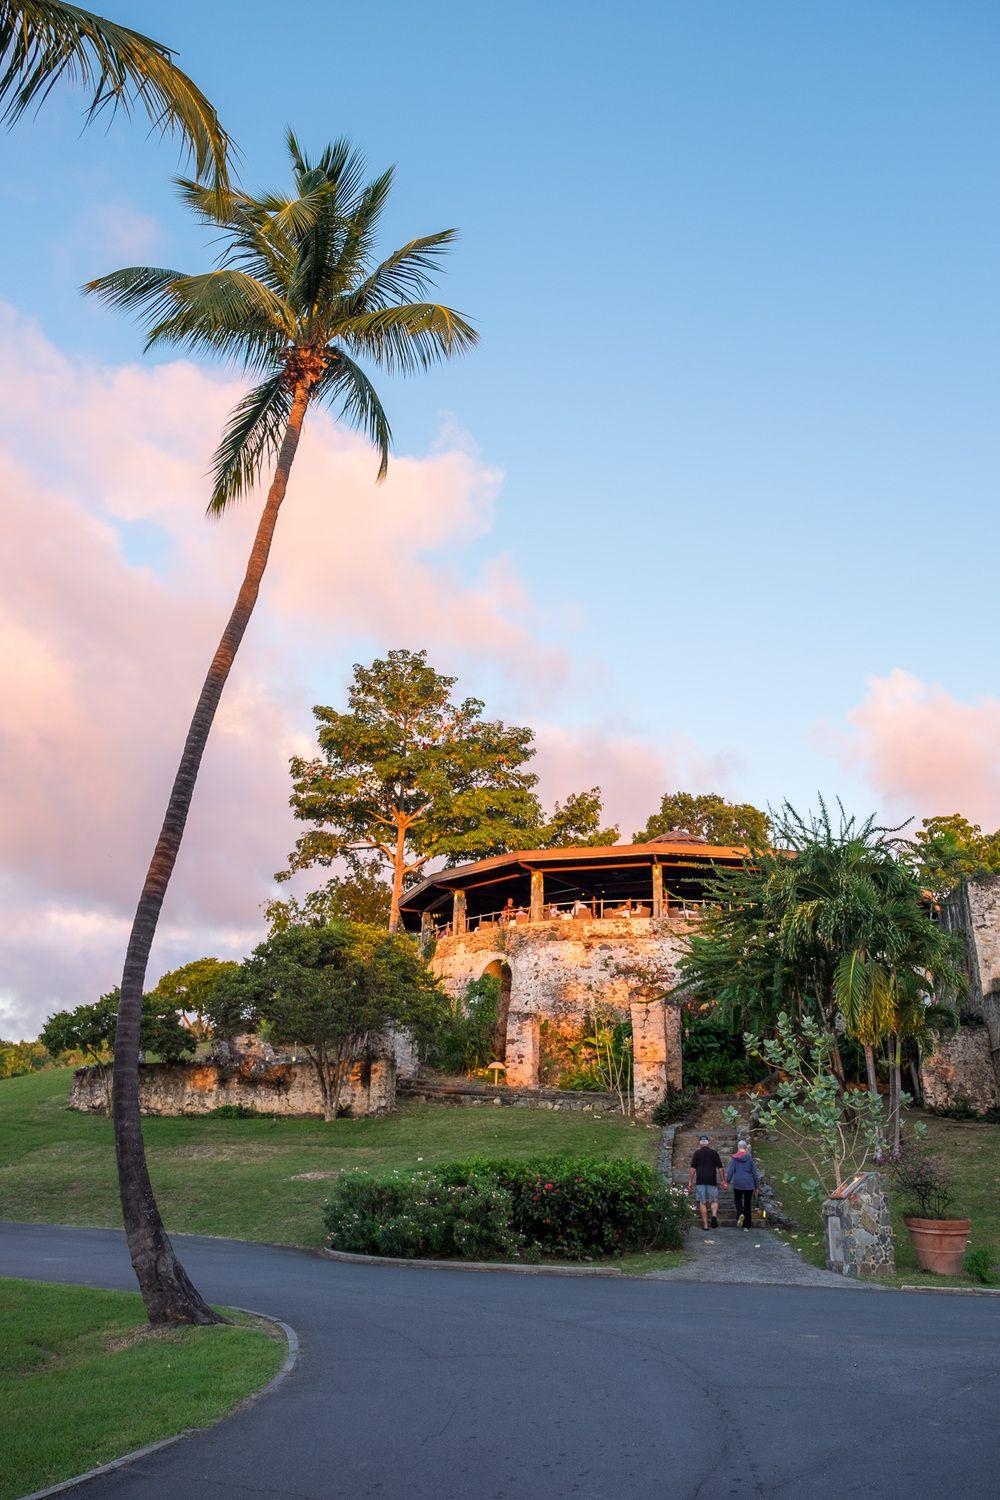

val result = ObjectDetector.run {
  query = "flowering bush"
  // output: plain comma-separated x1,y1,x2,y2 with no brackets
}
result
323,1155,688,1261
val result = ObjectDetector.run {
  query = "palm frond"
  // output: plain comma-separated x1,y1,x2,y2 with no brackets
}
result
340,302,478,374
316,351,392,480
341,230,458,314
1,2,231,183
208,374,293,514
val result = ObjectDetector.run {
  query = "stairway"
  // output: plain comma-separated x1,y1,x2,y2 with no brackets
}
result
671,1095,752,1228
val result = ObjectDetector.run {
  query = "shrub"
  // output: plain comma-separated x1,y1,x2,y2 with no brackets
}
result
323,1154,688,1262
652,1086,699,1126
423,975,500,1075
886,1152,957,1220
964,1247,996,1285
205,1103,261,1119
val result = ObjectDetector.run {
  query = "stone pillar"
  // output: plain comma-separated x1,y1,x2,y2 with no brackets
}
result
822,1172,895,1277
530,869,545,923
453,889,467,935
652,863,663,918
630,997,682,1118
420,910,434,954
504,1012,540,1087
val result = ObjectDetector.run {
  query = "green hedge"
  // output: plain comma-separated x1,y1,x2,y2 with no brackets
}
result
323,1154,689,1261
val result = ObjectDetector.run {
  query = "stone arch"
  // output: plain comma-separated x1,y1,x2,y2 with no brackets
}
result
481,956,513,1062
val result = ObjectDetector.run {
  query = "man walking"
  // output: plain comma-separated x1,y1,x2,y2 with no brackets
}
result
688,1133,725,1231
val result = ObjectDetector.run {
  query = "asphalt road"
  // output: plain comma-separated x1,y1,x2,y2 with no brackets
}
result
3,1221,998,1500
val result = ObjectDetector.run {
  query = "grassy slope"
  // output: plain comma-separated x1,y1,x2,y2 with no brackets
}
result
0,1070,658,1250
758,1113,1000,1284
0,1277,285,1500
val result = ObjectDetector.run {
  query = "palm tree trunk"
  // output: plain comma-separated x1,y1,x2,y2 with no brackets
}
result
113,383,310,1325
864,1043,879,1097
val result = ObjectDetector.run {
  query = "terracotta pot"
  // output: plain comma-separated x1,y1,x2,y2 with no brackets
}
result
903,1216,972,1276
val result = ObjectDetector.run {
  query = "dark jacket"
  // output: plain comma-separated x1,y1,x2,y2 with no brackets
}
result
725,1150,761,1191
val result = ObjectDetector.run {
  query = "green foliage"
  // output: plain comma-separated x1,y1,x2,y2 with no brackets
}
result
1,2,231,184
323,1155,688,1261
909,813,1000,899
86,134,476,511
0,1040,55,1080
681,1009,757,1090
964,1246,996,1285
528,787,619,849
150,958,238,1033
207,920,445,1119
634,791,770,848
264,870,391,932
744,1012,887,1199
205,1104,262,1119
651,1085,699,1126
422,974,499,1074
40,990,193,1067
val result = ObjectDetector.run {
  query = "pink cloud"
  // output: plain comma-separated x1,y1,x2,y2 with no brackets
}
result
834,669,1000,829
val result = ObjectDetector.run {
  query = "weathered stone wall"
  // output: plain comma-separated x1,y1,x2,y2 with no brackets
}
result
940,876,1000,1089
922,1026,1000,1115
823,1172,895,1278
69,1057,395,1118
398,1077,626,1114
430,915,691,1115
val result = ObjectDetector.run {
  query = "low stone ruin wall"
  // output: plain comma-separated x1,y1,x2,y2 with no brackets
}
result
69,1057,395,1118
922,1026,1000,1115
823,1171,894,1278
398,1076,625,1115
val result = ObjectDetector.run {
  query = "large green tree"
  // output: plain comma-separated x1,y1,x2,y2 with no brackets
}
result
634,791,770,848
909,813,1000,899
41,989,192,1110
530,787,619,849
84,137,475,1325
1,2,229,181
150,957,238,1036
264,869,392,934
208,921,444,1121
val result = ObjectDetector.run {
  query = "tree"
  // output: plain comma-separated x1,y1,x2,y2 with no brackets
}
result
530,787,619,849
2,2,229,183
909,813,1000,899
207,921,444,1121
283,650,542,931
84,137,475,1325
633,791,770,847
41,989,192,1110
150,957,238,1036
264,870,392,934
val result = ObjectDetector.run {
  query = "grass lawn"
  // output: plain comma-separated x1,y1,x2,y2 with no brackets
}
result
0,1277,285,1500
0,1070,658,1250
756,1113,1000,1286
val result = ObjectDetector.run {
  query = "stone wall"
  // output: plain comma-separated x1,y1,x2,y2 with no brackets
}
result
940,876,1000,1092
823,1172,895,1278
69,1056,395,1118
429,914,690,1116
398,1077,625,1114
922,1026,1000,1115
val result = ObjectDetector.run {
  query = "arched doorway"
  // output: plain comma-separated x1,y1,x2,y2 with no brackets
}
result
481,958,513,1062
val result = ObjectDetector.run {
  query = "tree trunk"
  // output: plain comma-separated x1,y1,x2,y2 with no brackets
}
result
112,384,310,1325
891,1035,903,1156
388,818,407,933
864,1043,879,1097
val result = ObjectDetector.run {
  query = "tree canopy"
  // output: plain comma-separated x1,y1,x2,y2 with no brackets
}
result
41,988,193,1066
633,791,770,848
150,958,238,1031
282,649,617,928
265,870,392,933
207,921,443,1120
909,813,1000,899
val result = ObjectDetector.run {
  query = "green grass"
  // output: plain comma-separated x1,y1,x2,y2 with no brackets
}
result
0,1070,658,1250
757,1113,1000,1285
0,1277,285,1500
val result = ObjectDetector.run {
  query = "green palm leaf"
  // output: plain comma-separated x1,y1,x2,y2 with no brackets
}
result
208,375,293,514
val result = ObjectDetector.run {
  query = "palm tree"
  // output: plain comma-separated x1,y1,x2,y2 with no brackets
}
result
85,133,477,1324
1,2,229,181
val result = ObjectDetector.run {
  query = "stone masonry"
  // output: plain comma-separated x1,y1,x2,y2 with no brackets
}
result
935,874,1000,1111
429,914,688,1117
69,1056,395,1118
823,1172,895,1278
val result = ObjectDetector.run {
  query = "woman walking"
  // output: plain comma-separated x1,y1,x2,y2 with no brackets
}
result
726,1139,761,1230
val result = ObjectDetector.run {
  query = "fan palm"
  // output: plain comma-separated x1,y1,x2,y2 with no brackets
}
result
2,2,229,181
84,132,477,1324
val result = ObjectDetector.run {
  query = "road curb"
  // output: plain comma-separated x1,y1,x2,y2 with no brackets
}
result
897,1283,1000,1297
319,1247,629,1276
16,1308,298,1500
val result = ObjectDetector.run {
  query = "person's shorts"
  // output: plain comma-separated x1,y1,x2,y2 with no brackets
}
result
695,1185,719,1203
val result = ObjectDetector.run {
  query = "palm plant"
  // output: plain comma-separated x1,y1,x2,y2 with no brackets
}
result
2,2,229,181
84,133,477,1324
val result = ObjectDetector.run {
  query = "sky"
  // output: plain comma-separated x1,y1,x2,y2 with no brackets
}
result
2,1,999,1037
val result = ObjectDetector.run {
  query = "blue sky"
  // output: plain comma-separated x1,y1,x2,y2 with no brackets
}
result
2,1,1000,1034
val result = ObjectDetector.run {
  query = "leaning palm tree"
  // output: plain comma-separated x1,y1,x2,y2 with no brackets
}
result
85,132,477,1324
1,2,229,181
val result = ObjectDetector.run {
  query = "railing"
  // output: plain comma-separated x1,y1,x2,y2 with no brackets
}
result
422,896,708,938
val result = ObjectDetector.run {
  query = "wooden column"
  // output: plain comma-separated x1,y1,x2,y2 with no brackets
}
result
530,869,545,923
652,862,663,918
420,910,434,954
453,889,467,935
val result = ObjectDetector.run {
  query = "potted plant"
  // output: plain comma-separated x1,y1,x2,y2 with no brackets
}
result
888,1152,971,1275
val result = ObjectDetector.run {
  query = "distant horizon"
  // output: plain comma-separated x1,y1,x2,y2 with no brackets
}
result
2,1,999,1037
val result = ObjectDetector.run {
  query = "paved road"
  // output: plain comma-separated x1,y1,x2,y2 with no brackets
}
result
3,1222,998,1500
